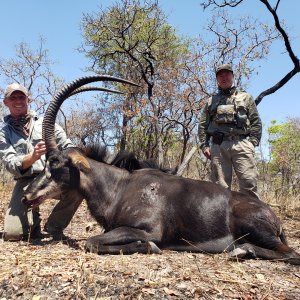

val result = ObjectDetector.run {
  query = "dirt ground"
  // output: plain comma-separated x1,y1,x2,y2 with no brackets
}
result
0,187,299,300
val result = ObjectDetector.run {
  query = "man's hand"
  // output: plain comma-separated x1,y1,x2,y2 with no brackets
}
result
202,147,211,160
22,141,47,170
32,141,47,161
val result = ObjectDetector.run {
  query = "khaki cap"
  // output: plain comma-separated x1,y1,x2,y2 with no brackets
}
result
4,83,29,98
215,64,233,75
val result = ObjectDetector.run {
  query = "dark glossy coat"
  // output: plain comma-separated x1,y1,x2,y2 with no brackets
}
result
23,147,300,264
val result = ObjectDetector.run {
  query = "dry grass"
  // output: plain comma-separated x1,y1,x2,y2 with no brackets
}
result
0,185,299,300
264,192,300,220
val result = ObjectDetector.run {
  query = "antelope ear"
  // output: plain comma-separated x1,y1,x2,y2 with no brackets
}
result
69,153,91,173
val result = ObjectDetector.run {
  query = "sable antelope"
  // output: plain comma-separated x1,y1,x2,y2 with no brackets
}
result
23,76,300,264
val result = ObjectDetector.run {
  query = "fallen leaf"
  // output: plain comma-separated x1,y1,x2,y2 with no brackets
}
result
255,273,266,282
142,288,155,295
163,287,181,296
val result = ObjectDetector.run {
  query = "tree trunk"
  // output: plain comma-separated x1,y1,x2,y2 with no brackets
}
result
176,146,198,176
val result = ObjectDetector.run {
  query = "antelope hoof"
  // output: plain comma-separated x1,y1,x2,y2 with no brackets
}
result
147,241,162,254
229,244,256,260
228,247,248,259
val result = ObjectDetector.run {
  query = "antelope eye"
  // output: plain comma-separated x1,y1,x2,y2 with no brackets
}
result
49,157,61,168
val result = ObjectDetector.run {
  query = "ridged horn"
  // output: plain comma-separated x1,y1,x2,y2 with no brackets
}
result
42,75,139,152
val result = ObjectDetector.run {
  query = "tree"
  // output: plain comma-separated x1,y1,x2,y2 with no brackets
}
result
80,0,189,98
201,0,300,105
267,118,300,195
0,37,63,119
79,0,283,172
193,9,280,95
80,0,194,163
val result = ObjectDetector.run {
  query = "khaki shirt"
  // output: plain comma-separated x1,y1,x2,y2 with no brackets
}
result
198,87,262,149
0,111,74,179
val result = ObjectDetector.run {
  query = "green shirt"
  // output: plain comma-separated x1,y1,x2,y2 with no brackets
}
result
198,87,262,149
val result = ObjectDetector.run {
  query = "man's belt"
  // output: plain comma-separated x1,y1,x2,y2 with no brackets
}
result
223,134,248,141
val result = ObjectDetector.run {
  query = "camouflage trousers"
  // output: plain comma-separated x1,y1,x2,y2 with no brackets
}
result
3,177,83,241
210,138,259,198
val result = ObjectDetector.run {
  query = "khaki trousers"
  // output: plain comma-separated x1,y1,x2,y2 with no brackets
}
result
210,139,259,198
3,177,83,241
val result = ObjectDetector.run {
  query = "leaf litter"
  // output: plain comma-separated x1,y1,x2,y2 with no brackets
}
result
0,189,299,300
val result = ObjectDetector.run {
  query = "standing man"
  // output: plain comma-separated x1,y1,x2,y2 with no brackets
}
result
0,83,83,241
198,64,262,198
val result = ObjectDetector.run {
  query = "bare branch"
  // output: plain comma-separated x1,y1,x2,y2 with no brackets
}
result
201,0,244,9
255,67,300,105
260,0,298,67
255,0,299,104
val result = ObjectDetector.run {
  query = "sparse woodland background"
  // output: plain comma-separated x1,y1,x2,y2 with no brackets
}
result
0,0,299,299
0,0,299,213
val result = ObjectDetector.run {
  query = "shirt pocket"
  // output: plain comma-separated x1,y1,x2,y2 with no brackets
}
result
13,139,30,155
215,104,236,124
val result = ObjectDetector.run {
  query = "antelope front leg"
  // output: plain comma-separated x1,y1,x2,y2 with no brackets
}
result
85,226,162,255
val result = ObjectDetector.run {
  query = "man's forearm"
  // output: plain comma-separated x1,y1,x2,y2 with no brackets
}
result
21,152,37,171
21,141,47,171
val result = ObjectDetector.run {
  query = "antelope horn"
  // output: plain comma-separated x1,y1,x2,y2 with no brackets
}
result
69,86,124,97
43,75,139,152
